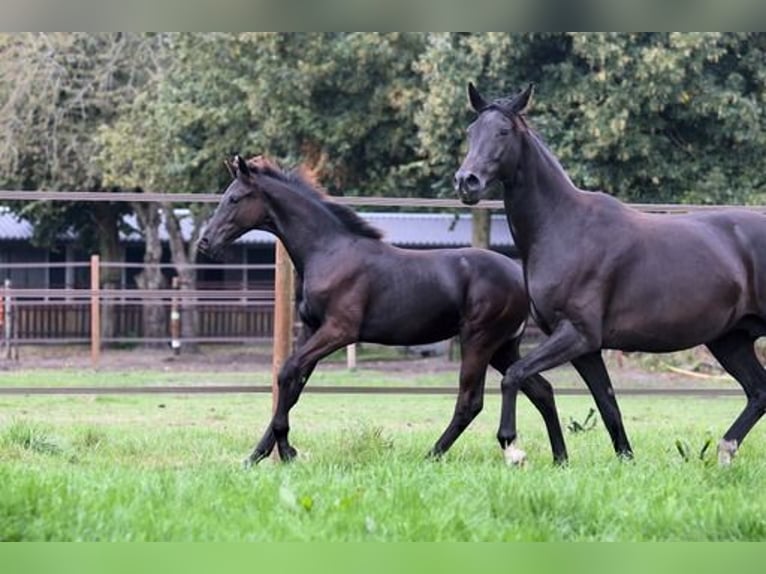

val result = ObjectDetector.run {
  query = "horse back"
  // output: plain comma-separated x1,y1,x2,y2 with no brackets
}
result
340,243,526,345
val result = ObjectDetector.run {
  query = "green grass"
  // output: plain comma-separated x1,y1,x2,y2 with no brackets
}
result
1,389,765,541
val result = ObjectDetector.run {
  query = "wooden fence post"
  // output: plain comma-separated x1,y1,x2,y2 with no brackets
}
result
3,278,12,360
346,344,357,371
272,241,295,415
170,276,181,356
90,254,101,368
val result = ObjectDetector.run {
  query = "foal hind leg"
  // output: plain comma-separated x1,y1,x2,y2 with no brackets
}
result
706,331,766,465
491,340,568,465
571,351,633,459
427,343,490,458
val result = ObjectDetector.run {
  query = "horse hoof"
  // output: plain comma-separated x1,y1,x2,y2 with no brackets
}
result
503,441,527,467
717,439,738,466
279,445,298,462
425,449,443,461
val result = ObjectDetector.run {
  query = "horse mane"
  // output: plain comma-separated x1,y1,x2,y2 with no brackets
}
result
246,156,384,241
485,99,530,131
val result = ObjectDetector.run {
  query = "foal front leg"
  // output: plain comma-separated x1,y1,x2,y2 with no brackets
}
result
245,359,318,467
246,320,355,465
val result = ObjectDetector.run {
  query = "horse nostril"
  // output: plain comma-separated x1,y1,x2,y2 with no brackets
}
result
198,237,209,253
465,173,481,192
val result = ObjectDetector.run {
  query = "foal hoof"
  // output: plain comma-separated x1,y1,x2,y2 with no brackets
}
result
279,445,298,462
717,439,738,466
503,441,527,467
242,449,269,469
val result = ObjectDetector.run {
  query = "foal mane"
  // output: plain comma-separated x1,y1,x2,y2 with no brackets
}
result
246,156,384,240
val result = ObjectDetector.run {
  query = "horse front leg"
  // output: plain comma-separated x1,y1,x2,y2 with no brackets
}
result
498,321,592,466
246,320,355,465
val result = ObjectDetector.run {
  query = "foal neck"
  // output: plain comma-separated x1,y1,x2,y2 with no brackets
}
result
260,178,355,276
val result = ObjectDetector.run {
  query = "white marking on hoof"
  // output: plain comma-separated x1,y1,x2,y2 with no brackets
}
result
510,320,527,340
717,439,738,466
503,441,527,467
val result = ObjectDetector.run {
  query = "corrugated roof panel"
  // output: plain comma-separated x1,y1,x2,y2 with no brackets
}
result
1,209,515,248
0,210,34,240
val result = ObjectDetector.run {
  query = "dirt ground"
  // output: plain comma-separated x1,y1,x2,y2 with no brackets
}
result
0,342,738,391
1,343,454,373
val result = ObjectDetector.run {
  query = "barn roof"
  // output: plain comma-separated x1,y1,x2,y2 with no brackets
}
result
0,209,34,240
0,208,515,249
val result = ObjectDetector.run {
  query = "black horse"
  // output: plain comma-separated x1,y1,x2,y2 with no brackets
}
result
455,82,766,465
198,155,567,465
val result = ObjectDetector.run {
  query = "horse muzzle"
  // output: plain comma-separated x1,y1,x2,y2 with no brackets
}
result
453,170,486,205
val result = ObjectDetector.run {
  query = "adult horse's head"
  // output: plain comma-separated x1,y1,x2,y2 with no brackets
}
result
197,155,273,260
454,82,534,205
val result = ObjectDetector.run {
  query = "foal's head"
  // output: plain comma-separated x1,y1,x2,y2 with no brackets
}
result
454,83,534,205
197,155,275,260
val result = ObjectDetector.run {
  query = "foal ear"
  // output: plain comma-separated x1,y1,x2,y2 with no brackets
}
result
468,82,489,112
510,83,534,115
224,158,237,179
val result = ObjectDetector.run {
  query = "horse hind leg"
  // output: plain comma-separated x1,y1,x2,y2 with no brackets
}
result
706,330,766,465
490,339,568,465
570,351,633,459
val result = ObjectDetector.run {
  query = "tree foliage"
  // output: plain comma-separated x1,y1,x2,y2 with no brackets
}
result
415,32,766,204
2,32,766,258
235,32,428,196
0,33,164,248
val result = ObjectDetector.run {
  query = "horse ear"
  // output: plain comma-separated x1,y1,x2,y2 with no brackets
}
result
511,83,534,115
236,155,252,179
468,82,488,112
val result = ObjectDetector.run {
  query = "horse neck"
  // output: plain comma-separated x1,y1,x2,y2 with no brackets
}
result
262,184,345,276
504,131,583,260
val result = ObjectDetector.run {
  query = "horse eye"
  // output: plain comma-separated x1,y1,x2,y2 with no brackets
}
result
499,129,510,137
229,194,240,205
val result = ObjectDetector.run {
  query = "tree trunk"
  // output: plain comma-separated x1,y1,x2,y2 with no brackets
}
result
133,202,167,348
471,209,491,249
93,203,123,348
164,204,208,354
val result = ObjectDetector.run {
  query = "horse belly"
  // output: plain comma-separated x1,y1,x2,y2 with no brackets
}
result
605,280,747,352
358,297,460,346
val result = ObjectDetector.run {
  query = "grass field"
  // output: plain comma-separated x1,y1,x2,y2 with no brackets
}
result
2,363,766,541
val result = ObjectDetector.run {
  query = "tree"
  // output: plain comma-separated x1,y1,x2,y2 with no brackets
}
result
549,32,766,204
0,32,164,341
97,33,252,350
237,33,428,197
414,33,766,206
